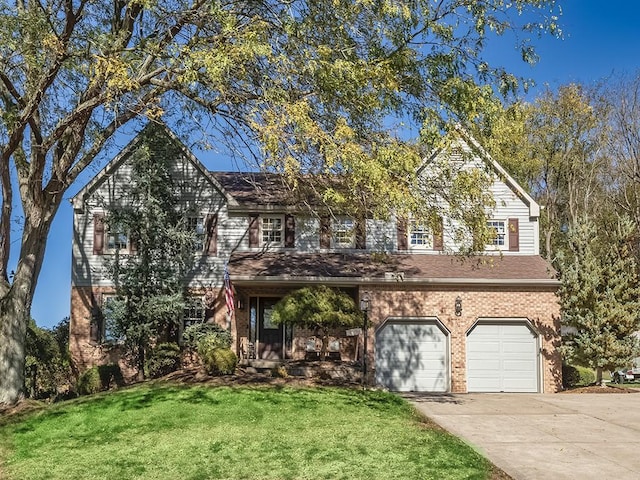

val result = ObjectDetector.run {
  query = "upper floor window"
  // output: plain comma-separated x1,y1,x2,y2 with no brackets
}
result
333,218,355,248
106,224,129,253
487,220,506,247
262,216,283,246
409,221,431,248
187,216,205,252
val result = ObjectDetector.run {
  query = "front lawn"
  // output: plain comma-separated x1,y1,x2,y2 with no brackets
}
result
0,384,493,480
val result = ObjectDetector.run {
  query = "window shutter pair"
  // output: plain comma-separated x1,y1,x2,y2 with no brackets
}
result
93,212,219,256
248,214,296,248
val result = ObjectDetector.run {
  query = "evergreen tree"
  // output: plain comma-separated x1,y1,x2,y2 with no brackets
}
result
558,216,640,384
104,125,195,379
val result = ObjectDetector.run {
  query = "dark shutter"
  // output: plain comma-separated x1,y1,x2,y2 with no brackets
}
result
285,214,295,248
396,217,408,251
93,213,105,255
205,214,218,255
89,291,103,343
355,217,366,249
433,217,444,251
508,218,520,252
248,214,260,248
129,232,138,254
320,216,331,249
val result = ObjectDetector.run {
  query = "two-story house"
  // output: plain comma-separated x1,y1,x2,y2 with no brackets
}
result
69,123,562,393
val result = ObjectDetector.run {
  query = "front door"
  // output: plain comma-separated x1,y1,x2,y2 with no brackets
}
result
258,298,283,359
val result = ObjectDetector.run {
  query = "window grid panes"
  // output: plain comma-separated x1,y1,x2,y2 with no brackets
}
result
334,218,355,247
262,217,283,245
410,222,430,247
187,216,205,252
183,297,205,329
106,227,128,251
487,220,506,246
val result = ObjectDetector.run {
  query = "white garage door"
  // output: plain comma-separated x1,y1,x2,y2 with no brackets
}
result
375,320,448,392
467,322,539,392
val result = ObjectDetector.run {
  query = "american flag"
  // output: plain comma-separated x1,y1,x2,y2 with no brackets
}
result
224,264,235,316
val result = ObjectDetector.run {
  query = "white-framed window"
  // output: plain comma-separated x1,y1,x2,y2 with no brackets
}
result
333,217,355,248
183,297,205,329
106,224,129,253
262,215,283,246
409,221,431,249
487,220,506,247
187,216,206,252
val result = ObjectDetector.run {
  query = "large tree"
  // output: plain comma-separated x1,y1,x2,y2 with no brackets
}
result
558,216,640,385
102,124,195,379
0,0,560,404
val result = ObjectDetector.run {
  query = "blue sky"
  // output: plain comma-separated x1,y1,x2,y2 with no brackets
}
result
29,0,640,329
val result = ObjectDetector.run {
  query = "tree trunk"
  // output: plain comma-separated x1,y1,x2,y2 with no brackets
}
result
0,204,57,405
0,293,29,404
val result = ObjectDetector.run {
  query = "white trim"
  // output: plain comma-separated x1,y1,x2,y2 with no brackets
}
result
260,214,285,248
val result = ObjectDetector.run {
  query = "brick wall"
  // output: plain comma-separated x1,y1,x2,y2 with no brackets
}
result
364,285,561,393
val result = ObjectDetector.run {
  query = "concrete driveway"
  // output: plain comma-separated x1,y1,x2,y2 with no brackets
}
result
407,392,640,480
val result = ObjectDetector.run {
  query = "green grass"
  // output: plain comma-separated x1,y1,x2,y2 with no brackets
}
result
0,384,493,480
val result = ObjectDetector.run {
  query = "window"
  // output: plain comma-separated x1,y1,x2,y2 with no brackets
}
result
262,216,283,246
106,224,128,253
183,297,205,329
487,220,506,246
333,218,355,248
409,221,431,248
187,216,205,252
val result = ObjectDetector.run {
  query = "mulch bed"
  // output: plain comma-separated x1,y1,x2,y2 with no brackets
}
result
561,384,639,393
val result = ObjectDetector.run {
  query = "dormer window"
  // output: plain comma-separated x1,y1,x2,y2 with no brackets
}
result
262,216,283,246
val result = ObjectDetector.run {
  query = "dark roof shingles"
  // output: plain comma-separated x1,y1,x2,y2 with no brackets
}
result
228,252,557,282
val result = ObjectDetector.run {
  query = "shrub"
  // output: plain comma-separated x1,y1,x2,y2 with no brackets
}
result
562,364,580,388
271,365,288,378
197,333,237,375
77,367,101,395
562,364,596,388
183,323,232,350
146,343,181,378
576,366,596,385
97,363,124,389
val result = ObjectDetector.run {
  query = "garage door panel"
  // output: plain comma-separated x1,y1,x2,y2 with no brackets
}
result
467,323,539,393
375,321,448,392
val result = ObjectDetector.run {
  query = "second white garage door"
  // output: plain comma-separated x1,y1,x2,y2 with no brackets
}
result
466,322,539,393
375,320,448,392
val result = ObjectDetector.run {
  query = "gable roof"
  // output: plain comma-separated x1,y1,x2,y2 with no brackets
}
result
419,125,540,218
71,122,238,212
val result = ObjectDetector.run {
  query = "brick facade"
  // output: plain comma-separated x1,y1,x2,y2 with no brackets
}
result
363,285,562,393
